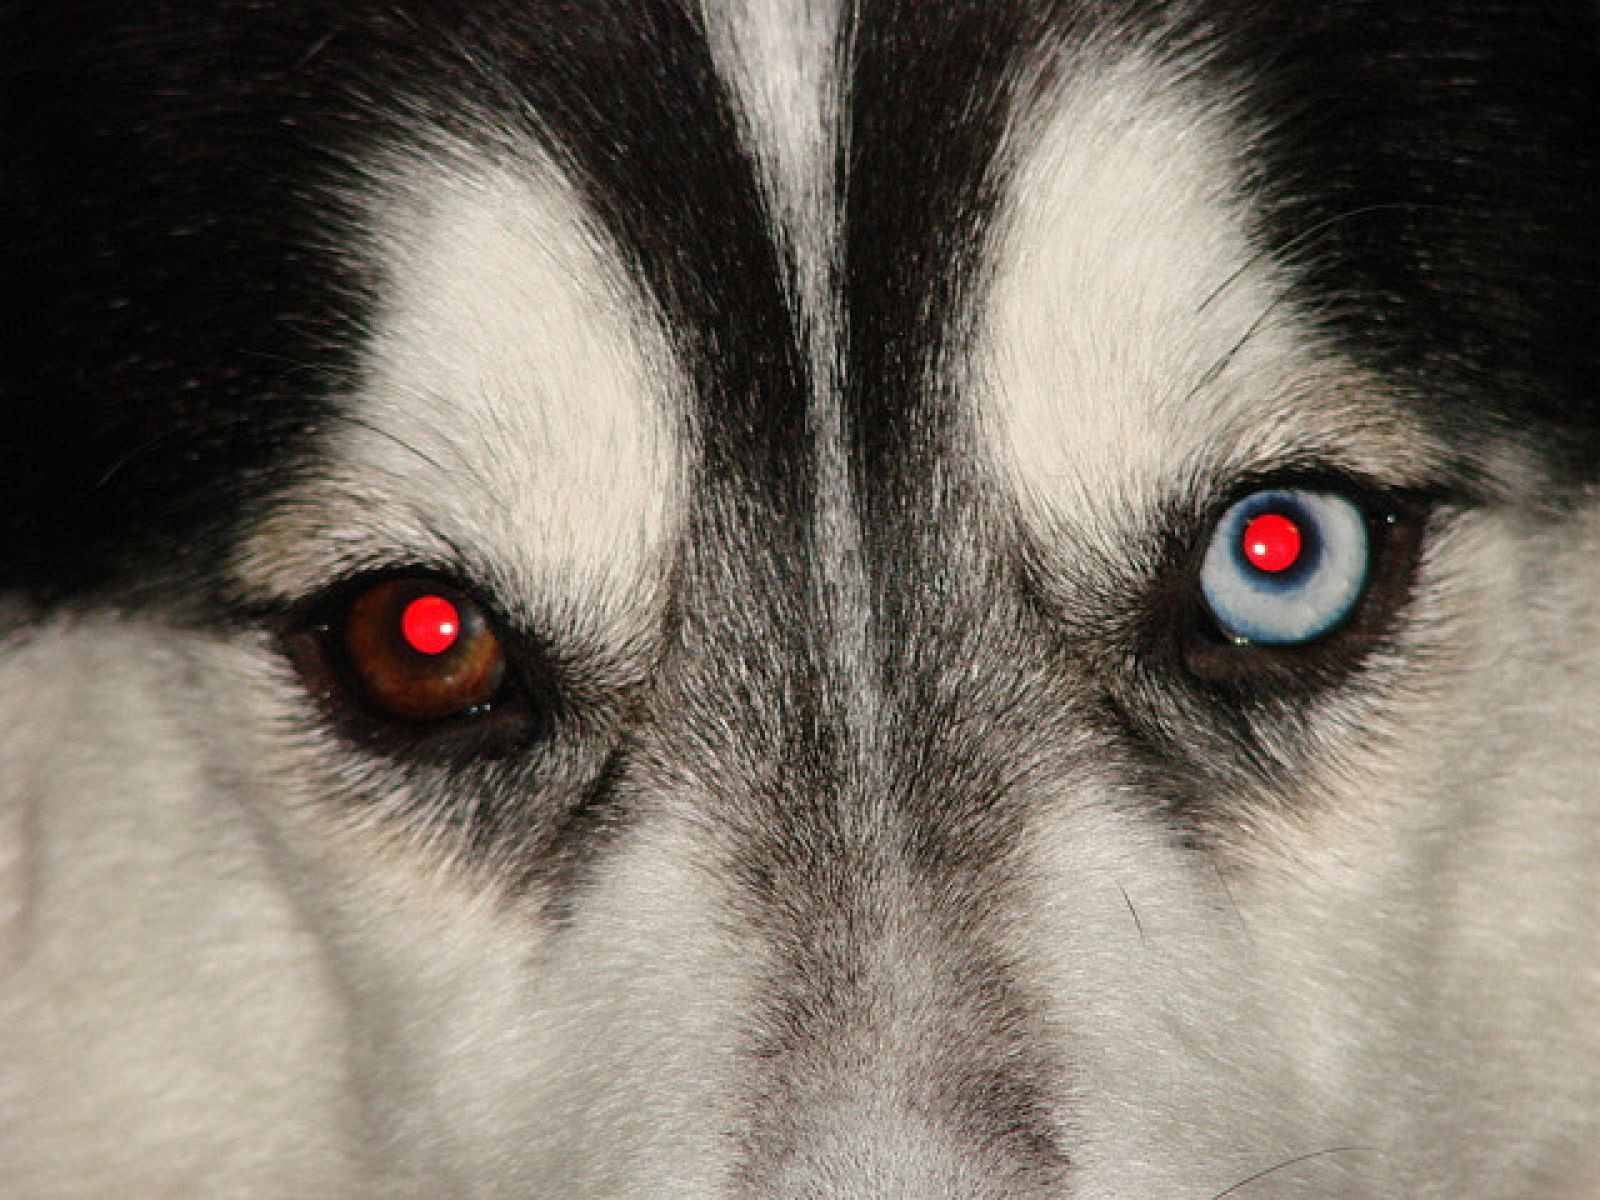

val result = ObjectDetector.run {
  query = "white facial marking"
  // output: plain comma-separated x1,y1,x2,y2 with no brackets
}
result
978,53,1430,544
0,622,385,1193
702,0,844,272
240,149,684,646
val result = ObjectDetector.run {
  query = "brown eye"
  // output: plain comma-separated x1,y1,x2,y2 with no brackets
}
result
338,577,507,722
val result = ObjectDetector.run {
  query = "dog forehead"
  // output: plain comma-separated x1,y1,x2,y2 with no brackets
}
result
973,51,1423,546
238,10,1441,646
236,151,689,642
702,0,844,221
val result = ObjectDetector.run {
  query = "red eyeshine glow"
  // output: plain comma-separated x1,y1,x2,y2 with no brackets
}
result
1241,512,1303,573
400,594,461,656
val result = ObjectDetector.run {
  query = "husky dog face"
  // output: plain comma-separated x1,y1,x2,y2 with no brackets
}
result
5,3,1600,1196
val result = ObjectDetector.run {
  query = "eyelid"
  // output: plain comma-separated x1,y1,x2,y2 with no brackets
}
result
1200,463,1419,525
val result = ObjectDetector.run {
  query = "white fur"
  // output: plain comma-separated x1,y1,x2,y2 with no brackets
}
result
0,616,758,1196
978,51,1440,554
0,622,384,1194
239,149,686,649
702,0,843,264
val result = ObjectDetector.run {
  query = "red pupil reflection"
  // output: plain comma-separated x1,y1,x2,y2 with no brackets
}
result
1241,512,1302,573
401,595,461,655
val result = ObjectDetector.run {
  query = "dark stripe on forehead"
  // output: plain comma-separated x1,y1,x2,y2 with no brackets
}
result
468,4,809,511
840,0,1132,515
844,1,1053,480
834,0,1083,850
3,1,808,603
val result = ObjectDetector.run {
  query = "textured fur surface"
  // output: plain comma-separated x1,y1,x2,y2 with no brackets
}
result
4,3,1600,1196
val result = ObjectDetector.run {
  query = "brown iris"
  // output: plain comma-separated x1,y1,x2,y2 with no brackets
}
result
340,577,507,721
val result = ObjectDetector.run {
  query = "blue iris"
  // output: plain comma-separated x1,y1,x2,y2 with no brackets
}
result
1200,488,1371,645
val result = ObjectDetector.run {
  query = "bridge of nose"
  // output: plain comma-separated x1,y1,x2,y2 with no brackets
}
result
648,5,1086,1191
657,469,1069,1194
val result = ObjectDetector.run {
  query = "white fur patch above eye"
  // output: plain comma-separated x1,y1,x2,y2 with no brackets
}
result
241,150,687,646
975,54,1421,545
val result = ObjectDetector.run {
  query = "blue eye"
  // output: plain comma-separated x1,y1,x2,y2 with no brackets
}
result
1199,488,1371,646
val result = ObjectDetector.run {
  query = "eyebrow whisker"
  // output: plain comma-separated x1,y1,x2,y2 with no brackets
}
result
1207,1144,1370,1198
1197,200,1446,317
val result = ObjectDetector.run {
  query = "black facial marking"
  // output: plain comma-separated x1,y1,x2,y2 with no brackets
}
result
2,3,376,598
1186,3,1600,480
